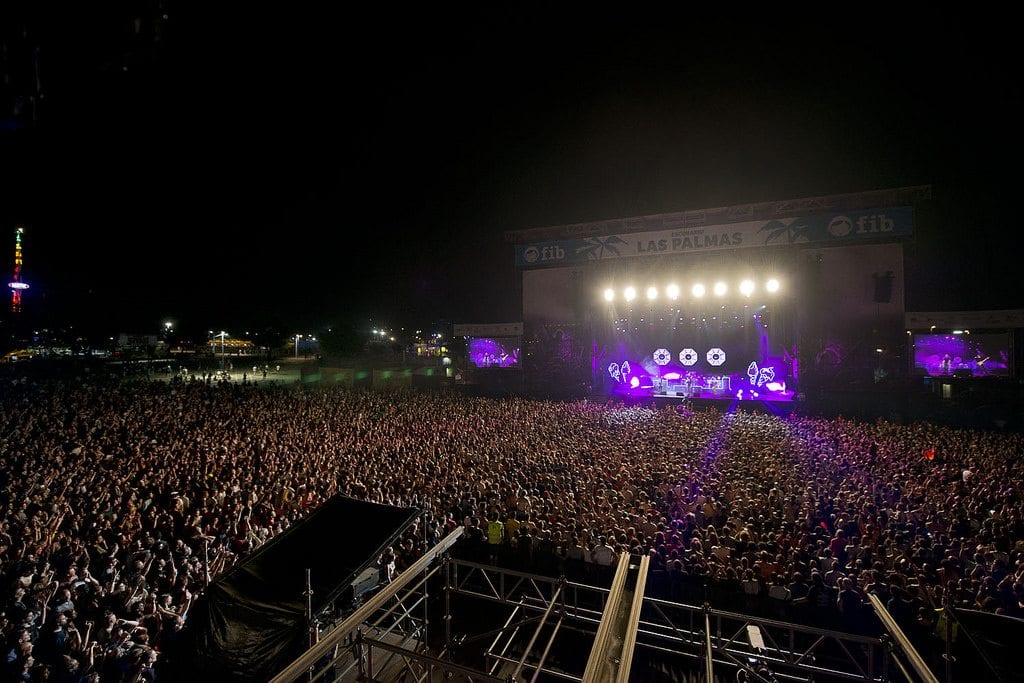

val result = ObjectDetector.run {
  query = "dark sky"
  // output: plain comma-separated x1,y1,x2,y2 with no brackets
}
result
1,9,1020,338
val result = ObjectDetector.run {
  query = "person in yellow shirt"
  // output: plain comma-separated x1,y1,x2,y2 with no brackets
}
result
486,515,505,565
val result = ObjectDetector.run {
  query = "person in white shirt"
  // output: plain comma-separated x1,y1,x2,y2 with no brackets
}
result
591,537,617,583
592,538,616,567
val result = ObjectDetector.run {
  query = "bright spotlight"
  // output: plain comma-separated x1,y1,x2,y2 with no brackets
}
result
603,288,615,302
713,281,727,296
624,286,637,302
766,278,780,293
666,283,680,300
646,286,658,300
692,283,705,298
739,280,755,297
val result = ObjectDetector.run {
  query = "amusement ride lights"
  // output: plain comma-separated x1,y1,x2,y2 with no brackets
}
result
7,227,29,313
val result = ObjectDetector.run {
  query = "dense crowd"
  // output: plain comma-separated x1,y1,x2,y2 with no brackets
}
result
1,376,1022,681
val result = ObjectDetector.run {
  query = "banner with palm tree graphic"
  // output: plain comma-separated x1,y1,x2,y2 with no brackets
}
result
514,207,912,267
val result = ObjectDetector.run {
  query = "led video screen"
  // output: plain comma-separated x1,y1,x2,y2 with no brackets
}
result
468,337,520,369
913,332,1010,377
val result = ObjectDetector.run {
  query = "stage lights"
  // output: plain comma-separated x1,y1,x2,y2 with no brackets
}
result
601,277,782,302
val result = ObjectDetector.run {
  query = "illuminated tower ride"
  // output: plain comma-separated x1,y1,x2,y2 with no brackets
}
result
8,227,29,313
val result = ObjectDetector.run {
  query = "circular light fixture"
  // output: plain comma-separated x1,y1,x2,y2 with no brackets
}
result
739,280,755,297
766,278,780,293
624,286,637,301
692,283,705,298
603,288,615,302
707,347,726,366
679,348,698,366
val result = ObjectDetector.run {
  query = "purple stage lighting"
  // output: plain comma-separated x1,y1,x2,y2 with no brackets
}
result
468,338,519,368
913,332,1010,377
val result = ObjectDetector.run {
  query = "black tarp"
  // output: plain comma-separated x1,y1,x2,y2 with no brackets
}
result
164,495,420,682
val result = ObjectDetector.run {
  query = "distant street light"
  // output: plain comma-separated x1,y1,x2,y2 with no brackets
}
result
294,334,302,358
216,331,228,369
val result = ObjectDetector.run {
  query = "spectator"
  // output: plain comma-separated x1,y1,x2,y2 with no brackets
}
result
767,573,792,618
591,537,617,581
0,377,1022,680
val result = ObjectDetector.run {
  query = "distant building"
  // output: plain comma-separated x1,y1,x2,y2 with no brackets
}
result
206,337,257,356
117,333,159,355
1,348,34,363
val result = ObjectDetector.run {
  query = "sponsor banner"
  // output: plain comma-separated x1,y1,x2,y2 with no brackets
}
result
514,207,912,267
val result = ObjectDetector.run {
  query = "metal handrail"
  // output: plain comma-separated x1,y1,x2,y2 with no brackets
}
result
269,526,463,683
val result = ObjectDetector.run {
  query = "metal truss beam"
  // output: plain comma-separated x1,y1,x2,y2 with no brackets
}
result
868,593,939,683
274,550,930,683
582,553,632,682
616,554,649,683
448,560,890,682
504,185,932,243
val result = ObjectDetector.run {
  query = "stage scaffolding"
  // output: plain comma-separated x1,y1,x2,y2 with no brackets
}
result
271,531,938,682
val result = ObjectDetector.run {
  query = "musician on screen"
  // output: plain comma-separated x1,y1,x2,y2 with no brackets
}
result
974,350,990,373
940,353,952,374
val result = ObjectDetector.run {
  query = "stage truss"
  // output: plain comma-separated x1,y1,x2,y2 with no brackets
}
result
269,538,935,683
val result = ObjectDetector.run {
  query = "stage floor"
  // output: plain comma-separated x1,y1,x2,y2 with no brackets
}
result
610,386,797,403
654,387,794,402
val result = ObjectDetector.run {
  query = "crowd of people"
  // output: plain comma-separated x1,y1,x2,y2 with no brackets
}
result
1,374,1022,681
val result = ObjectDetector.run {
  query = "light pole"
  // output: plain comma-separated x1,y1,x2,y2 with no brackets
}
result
217,331,228,370
294,334,302,358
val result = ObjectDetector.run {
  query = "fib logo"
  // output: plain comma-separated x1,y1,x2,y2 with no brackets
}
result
828,215,853,237
523,245,566,263
829,213,896,238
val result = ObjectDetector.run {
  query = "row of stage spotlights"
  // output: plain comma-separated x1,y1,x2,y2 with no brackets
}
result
603,278,781,303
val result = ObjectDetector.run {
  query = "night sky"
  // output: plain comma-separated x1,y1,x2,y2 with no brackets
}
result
1,9,1020,339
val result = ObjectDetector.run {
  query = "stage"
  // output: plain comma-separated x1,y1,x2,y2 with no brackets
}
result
605,365,797,405
594,389,802,417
